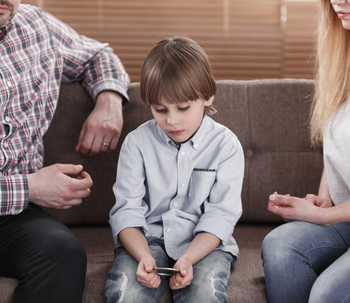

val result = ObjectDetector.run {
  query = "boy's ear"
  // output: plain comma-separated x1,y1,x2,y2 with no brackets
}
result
204,95,215,107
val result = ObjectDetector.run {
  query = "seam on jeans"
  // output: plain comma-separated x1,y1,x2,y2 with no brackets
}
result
341,292,350,303
301,245,347,287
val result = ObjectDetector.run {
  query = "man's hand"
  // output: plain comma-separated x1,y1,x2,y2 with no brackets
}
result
76,91,123,156
27,164,93,209
169,257,193,290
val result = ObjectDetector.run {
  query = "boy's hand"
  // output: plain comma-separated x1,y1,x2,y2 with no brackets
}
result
136,256,161,288
169,257,193,290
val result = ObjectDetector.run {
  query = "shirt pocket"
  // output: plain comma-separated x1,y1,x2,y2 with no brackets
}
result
189,170,216,203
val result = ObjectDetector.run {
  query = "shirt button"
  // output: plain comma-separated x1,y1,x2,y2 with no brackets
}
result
3,142,8,148
166,228,171,233
180,151,185,156
5,116,11,123
173,202,178,208
7,81,12,87
10,207,16,214
193,143,198,149
180,183,185,188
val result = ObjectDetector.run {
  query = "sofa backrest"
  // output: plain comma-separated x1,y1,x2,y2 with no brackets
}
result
43,79,323,225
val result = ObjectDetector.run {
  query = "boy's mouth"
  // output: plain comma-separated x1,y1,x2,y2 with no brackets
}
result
169,130,184,136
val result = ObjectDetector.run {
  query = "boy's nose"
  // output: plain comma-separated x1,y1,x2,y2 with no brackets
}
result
166,113,179,125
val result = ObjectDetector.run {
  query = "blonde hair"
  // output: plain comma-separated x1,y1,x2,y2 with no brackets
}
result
140,36,217,115
311,0,350,146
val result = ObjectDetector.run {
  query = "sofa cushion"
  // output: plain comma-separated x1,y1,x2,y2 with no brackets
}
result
213,79,323,222
43,80,323,225
43,83,153,225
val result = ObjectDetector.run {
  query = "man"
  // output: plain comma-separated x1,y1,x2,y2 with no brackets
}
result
0,1,129,302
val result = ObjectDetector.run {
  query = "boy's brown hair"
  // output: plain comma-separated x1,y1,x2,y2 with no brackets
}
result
140,36,217,115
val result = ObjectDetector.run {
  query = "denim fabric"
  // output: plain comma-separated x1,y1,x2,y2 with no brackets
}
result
172,249,234,303
105,238,235,303
261,221,350,303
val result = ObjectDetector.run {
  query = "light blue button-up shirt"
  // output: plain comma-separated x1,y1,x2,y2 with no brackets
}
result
109,115,244,259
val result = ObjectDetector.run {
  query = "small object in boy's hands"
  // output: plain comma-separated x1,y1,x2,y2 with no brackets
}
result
153,267,180,276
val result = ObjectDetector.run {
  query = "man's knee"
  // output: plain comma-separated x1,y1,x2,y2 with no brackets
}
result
42,227,87,273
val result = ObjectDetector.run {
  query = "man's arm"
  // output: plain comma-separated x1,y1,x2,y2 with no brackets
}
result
43,9,130,155
75,91,124,156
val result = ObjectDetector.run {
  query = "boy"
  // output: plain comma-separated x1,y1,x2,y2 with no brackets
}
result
105,36,244,302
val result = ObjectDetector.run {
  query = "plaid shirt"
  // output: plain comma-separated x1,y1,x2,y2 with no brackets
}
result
0,4,130,216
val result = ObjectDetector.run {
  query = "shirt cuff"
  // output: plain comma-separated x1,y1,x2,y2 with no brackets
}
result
0,174,29,216
90,80,130,108
109,209,148,245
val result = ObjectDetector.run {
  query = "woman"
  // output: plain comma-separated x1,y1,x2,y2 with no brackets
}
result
261,0,350,302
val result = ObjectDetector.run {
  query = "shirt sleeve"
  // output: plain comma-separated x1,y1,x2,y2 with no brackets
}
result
109,135,150,245
0,175,29,216
42,9,130,105
193,134,244,246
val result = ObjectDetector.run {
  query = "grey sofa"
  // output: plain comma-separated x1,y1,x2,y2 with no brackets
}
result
0,79,323,303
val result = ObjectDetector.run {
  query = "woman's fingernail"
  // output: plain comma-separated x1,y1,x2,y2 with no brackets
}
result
269,195,276,201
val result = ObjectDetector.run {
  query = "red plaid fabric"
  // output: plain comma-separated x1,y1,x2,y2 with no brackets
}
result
0,4,129,215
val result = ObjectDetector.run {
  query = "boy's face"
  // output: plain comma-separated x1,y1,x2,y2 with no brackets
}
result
150,96,214,145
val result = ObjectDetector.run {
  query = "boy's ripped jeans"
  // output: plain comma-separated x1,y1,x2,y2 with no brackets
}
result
105,238,235,303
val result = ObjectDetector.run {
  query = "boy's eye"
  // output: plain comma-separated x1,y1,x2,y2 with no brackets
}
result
155,108,165,113
178,106,189,111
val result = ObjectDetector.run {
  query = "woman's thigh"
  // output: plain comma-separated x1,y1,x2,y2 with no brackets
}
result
310,248,350,303
262,221,350,303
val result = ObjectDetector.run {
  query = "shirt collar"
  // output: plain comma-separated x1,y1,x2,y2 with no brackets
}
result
189,115,210,150
0,14,16,43
154,115,212,151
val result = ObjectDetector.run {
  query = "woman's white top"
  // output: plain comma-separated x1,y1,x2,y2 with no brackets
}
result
324,98,350,205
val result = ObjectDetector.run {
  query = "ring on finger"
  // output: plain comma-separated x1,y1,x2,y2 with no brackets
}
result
102,142,109,147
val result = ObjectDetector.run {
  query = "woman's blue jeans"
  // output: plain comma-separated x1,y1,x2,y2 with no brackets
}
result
261,221,350,303
105,238,235,303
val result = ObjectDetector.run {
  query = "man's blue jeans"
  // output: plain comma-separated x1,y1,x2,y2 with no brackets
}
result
105,238,235,303
262,221,350,303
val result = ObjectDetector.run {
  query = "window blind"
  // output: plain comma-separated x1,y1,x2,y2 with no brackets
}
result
22,0,317,82
282,0,318,79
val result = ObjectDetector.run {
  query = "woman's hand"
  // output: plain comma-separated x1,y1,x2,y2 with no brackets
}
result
304,194,333,208
268,193,327,224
